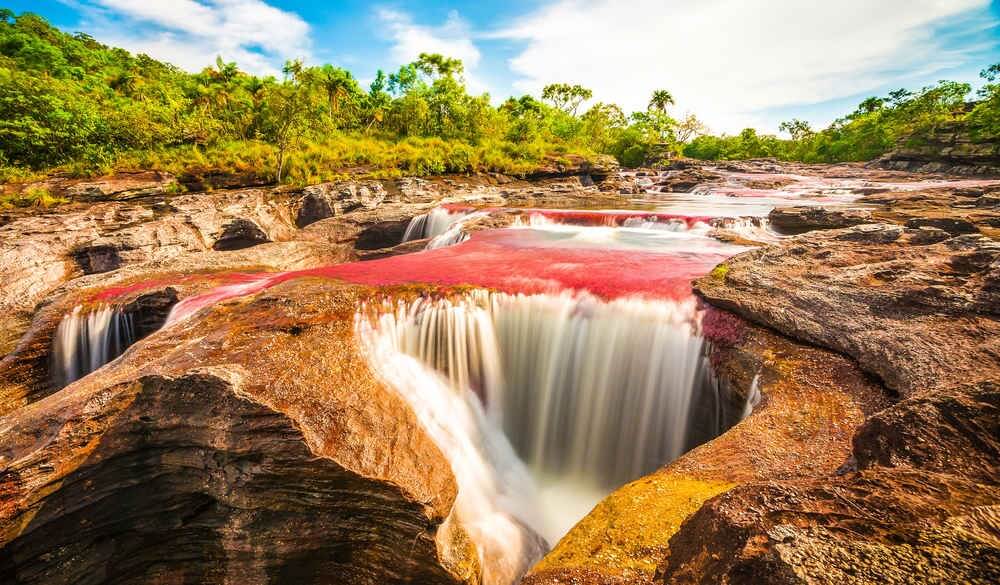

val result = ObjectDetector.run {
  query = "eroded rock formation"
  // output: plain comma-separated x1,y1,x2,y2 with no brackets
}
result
0,281,543,584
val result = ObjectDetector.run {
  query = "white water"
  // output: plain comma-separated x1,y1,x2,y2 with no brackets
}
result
357,311,545,585
402,207,491,249
711,216,783,243
362,290,712,542
426,211,490,249
52,304,135,387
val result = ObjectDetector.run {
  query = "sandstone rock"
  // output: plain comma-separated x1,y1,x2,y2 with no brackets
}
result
0,281,543,584
769,206,874,234
904,216,979,235
873,122,1000,176
653,168,722,192
695,225,999,396
678,221,1000,584
13,171,179,202
296,181,387,227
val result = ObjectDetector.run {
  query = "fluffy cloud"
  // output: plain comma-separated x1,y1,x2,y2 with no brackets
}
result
495,0,992,132
375,8,490,94
74,0,312,75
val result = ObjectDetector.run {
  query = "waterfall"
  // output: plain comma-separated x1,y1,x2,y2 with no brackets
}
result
742,373,762,419
52,304,136,387
402,207,487,249
362,290,711,542
402,207,465,242
621,216,707,232
711,216,782,242
357,311,545,585
426,211,489,249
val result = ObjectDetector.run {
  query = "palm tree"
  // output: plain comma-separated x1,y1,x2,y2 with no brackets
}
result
319,65,356,125
649,89,675,113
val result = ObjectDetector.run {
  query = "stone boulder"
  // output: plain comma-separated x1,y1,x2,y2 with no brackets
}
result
769,206,874,234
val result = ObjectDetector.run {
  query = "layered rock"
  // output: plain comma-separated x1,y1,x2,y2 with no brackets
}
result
695,226,999,396
0,280,543,584
768,206,874,234
673,223,1000,583
873,122,1000,176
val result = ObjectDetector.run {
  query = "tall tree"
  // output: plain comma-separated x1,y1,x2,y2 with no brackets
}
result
648,90,675,113
541,83,592,116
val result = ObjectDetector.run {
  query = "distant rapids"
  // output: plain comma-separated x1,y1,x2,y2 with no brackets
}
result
359,289,724,542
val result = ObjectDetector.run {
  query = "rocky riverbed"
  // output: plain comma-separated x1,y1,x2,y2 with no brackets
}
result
1,160,998,584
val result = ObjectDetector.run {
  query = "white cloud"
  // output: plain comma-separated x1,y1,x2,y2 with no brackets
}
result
495,0,992,133
76,0,312,76
375,8,491,95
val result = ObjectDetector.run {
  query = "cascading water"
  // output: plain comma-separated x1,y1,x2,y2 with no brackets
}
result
361,290,718,542
402,207,490,249
51,304,136,387
357,311,545,585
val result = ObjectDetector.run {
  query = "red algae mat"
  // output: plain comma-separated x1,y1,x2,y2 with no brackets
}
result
159,227,740,322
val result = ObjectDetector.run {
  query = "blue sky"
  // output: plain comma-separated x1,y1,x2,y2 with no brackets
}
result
9,0,1000,133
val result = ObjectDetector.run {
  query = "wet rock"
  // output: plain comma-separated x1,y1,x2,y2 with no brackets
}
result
681,218,1000,584
769,206,874,234
904,216,979,235
696,225,999,395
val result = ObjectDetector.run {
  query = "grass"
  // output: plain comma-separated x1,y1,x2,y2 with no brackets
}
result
0,186,68,209
20,133,600,188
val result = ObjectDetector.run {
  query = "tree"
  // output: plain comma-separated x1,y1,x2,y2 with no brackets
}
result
415,53,464,79
778,118,812,141
541,83,592,116
316,64,359,126
261,60,315,183
675,113,706,143
857,97,884,114
648,89,675,113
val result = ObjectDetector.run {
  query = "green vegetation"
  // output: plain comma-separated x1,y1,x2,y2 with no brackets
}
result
1,9,997,189
0,186,66,208
0,10,690,184
684,73,1000,162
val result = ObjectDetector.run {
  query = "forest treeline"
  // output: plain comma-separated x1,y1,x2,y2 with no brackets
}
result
1,9,998,192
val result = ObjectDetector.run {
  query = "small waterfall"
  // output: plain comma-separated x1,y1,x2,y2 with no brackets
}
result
622,216,707,232
52,304,136,387
711,216,782,242
426,211,489,249
402,207,466,242
402,207,486,249
741,373,762,419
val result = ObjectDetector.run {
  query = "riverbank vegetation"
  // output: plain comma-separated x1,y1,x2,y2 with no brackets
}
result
684,73,1000,162
1,9,998,188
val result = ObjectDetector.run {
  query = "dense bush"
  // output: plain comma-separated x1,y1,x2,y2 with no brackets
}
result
684,77,998,162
